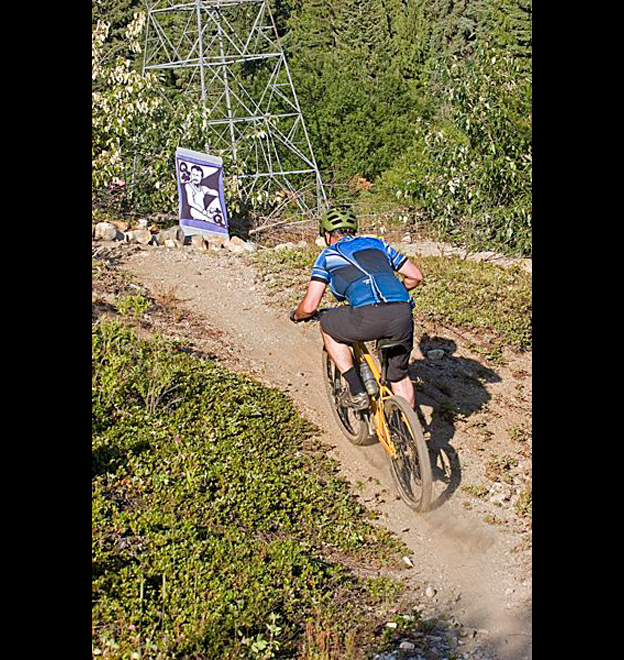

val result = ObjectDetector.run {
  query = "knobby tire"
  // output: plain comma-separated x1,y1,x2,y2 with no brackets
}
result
322,350,370,445
384,395,432,512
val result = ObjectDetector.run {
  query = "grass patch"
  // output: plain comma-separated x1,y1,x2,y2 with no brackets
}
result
485,455,518,484
509,420,532,448
251,246,532,352
412,256,532,351
115,294,152,318
462,484,489,499
92,320,409,658
515,484,533,523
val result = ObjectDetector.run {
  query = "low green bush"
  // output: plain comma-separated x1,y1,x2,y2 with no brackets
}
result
114,294,152,319
92,320,405,658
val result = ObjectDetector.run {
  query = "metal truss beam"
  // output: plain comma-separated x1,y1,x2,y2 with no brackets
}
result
143,0,326,213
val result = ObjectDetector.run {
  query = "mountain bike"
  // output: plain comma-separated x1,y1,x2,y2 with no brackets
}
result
304,310,432,512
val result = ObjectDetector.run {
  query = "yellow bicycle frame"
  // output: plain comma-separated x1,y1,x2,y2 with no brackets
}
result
352,342,397,458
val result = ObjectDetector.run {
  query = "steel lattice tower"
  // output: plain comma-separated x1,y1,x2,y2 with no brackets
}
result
142,0,326,216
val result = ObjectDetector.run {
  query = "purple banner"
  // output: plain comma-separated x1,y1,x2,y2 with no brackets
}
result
175,147,229,237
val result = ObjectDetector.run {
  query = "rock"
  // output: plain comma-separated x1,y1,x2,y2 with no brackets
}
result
190,234,207,249
274,242,296,251
133,229,153,245
137,218,149,230
297,240,308,248
399,641,415,651
226,239,246,254
152,227,184,245
206,234,228,250
94,222,121,242
489,482,512,502
489,493,506,505
226,236,256,254
112,220,129,232
402,556,414,568
401,233,412,243
157,226,185,245
427,349,445,360
399,244,420,257
164,239,181,248
425,585,436,598
315,236,326,247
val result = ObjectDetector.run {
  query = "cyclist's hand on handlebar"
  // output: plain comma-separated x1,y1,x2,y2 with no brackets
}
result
290,309,313,323
290,309,327,323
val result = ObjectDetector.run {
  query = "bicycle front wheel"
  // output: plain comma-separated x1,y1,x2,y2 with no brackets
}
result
384,395,432,512
322,350,370,445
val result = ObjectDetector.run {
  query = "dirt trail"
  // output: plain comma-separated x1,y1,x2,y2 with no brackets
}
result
122,245,532,660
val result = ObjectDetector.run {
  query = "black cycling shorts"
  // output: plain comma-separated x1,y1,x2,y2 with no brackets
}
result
320,302,414,382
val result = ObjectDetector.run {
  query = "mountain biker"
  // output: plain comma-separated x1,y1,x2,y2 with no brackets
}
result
289,207,424,411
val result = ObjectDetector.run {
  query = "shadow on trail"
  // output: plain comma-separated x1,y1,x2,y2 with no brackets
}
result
410,335,502,512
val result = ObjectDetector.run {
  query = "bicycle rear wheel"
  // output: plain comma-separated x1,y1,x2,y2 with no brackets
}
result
322,350,370,445
384,395,432,512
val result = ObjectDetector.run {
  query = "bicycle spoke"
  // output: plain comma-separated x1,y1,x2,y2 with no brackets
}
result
328,357,362,436
388,407,424,503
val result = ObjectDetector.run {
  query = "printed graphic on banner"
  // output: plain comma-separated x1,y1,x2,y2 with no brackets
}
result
175,147,229,237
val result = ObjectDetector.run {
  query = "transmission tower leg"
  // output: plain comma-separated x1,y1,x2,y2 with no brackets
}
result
218,28,237,163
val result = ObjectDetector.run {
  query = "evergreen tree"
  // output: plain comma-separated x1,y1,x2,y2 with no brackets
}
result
485,0,532,61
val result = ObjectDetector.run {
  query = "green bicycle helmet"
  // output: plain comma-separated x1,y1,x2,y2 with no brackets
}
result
319,207,358,236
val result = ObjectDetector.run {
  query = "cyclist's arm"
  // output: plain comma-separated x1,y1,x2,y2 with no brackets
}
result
293,280,326,320
382,239,423,290
397,259,424,290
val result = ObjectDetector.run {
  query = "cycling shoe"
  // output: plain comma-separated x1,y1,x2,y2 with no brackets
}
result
343,390,370,411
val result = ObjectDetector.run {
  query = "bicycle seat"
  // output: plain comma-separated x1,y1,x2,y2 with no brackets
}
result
376,338,404,351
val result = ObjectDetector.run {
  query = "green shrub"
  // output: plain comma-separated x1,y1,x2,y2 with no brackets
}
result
115,294,151,318
385,46,532,256
92,320,406,658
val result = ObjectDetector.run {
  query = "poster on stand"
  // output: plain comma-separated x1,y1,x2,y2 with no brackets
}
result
175,147,229,238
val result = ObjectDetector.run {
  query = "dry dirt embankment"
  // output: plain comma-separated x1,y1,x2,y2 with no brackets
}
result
101,239,531,660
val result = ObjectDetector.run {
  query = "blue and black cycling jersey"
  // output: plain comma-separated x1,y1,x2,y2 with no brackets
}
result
311,235,412,308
